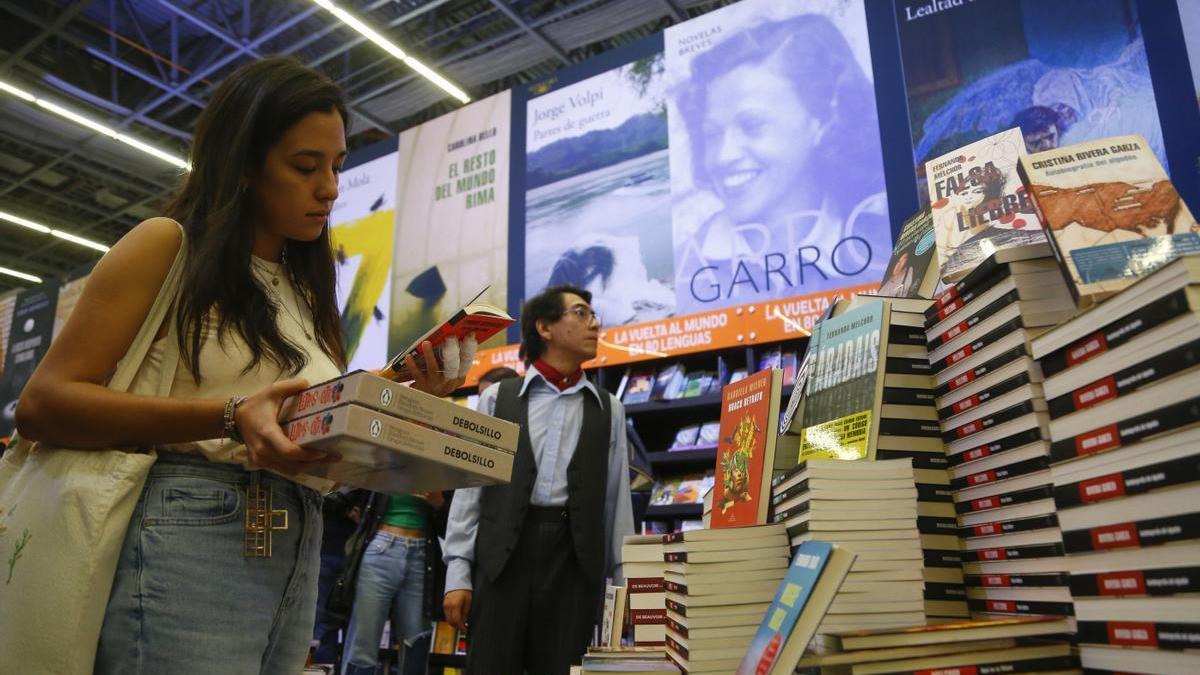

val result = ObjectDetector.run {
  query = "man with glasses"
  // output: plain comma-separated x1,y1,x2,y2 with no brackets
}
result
442,284,635,674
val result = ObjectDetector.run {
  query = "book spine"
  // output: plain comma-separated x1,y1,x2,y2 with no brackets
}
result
952,455,1049,491
664,617,688,638
918,516,960,535
925,265,1009,325
939,372,1031,420
883,386,937,406
961,542,1065,563
966,598,1074,616
1069,566,1200,597
878,418,942,437
933,317,1023,374
627,577,665,594
887,357,934,376
1017,158,1079,307
1049,394,1200,463
951,427,1043,467
923,549,964,568
629,608,667,624
878,449,949,470
1076,620,1200,649
928,288,1020,351
1061,511,1200,554
1046,338,1200,419
917,483,955,503
1054,454,1200,509
664,634,689,661
662,580,687,595
923,583,967,601
943,400,1035,444
956,484,1054,515
1040,288,1188,377
966,572,1069,588
935,344,1028,398
961,513,1058,540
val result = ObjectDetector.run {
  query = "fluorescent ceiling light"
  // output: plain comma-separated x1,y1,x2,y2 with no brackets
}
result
0,209,111,254
0,77,190,171
310,0,471,104
0,266,42,284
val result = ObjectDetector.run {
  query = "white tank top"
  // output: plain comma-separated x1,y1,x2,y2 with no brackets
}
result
127,255,341,491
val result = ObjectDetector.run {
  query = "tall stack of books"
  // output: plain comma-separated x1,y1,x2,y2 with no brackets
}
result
281,370,519,492
865,294,967,619
1031,256,1200,672
800,615,1077,673
771,459,928,633
622,534,668,647
661,524,789,673
923,244,1078,621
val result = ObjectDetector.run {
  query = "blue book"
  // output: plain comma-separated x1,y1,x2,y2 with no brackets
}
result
736,541,856,675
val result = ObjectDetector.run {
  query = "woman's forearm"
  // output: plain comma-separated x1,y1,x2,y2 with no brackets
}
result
16,381,227,449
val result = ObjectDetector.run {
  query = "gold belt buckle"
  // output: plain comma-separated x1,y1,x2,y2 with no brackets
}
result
244,482,289,559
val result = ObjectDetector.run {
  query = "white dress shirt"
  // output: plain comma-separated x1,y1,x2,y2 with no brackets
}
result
442,368,635,594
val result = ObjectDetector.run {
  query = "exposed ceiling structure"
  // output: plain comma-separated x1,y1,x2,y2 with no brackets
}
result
0,0,731,293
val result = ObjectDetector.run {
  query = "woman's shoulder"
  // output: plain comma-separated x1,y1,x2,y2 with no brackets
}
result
123,216,184,252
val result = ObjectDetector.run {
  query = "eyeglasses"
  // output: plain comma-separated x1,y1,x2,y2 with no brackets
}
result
562,306,601,326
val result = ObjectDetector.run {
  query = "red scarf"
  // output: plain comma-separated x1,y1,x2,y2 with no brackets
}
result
533,359,583,391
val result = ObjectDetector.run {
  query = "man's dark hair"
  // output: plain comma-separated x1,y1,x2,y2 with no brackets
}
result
519,284,592,364
478,366,520,386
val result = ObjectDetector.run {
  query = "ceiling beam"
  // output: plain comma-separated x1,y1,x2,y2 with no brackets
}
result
0,1,94,75
658,0,687,22
346,0,612,107
487,0,572,67
306,0,455,68
155,0,393,133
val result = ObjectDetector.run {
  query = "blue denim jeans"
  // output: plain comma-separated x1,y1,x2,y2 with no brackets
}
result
341,531,429,675
95,452,323,674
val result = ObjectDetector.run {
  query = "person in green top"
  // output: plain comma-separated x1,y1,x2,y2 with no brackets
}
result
341,491,444,675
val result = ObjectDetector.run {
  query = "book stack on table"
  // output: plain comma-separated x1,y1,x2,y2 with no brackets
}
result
1031,255,1200,673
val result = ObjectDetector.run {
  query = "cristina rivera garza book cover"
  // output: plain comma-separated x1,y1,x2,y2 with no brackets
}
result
710,367,783,528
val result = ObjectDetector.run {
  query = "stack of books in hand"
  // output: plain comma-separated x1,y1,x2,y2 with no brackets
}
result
771,459,928,633
660,523,789,673
799,615,1076,674
924,244,1077,621
622,534,668,647
1031,255,1200,673
281,370,518,493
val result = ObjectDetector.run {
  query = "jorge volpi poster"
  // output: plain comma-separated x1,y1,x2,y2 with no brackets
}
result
390,90,511,356
330,150,397,371
524,55,676,327
664,0,891,316
898,0,1168,206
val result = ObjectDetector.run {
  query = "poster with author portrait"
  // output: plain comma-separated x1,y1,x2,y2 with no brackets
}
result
664,0,891,316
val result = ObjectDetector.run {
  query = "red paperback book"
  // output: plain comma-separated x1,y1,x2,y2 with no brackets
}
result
709,367,783,528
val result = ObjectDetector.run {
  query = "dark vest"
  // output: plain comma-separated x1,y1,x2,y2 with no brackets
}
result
474,376,611,586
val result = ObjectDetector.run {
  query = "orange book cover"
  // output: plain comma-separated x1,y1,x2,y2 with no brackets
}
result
710,367,783,528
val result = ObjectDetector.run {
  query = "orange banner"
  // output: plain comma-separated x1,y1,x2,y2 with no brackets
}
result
461,285,880,386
